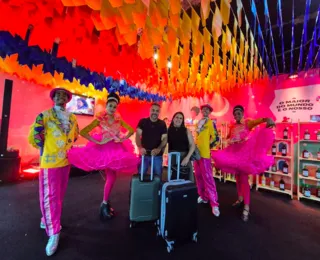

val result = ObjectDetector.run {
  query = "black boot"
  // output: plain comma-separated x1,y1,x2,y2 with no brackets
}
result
100,203,114,221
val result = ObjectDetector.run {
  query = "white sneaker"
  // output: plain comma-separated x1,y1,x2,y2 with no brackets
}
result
197,197,208,204
212,206,220,217
40,222,62,231
46,233,60,256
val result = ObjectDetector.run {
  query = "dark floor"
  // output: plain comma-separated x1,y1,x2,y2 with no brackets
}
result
0,173,319,260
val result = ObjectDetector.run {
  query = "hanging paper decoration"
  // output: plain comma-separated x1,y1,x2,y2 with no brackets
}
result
0,31,166,102
298,0,312,72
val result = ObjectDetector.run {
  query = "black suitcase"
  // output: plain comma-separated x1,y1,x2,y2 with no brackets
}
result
157,152,198,253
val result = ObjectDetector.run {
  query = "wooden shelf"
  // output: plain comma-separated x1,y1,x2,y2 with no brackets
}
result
265,171,292,177
299,175,320,182
274,155,292,159
299,157,320,162
257,125,294,199
298,192,320,202
299,140,320,143
257,185,292,197
297,121,320,204
275,138,291,142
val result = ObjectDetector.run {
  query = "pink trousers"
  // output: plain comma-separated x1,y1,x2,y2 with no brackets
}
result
235,174,250,205
194,158,219,207
103,169,117,202
39,165,70,236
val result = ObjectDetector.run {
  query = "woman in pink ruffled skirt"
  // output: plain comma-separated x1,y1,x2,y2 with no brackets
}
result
68,93,139,221
212,105,275,222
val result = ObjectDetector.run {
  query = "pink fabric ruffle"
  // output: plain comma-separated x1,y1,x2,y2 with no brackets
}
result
211,127,275,175
68,134,139,173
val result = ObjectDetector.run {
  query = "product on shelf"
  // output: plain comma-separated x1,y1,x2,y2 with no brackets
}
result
317,149,320,160
302,149,310,158
261,174,266,186
270,179,275,188
283,127,289,139
271,164,277,172
317,130,320,141
279,178,285,191
282,161,289,174
317,182,320,198
304,129,310,140
304,185,311,197
316,168,320,179
281,144,287,156
302,166,309,177
272,143,277,155
301,180,305,194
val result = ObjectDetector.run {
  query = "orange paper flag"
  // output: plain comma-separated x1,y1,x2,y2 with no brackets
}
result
201,0,210,26
220,0,231,25
212,8,222,39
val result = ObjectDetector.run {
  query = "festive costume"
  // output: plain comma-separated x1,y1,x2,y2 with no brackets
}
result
212,118,275,176
67,111,139,219
194,117,220,210
212,118,275,206
29,104,79,256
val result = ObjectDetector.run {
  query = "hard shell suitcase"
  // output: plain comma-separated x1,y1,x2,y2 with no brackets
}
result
129,156,161,227
157,152,198,253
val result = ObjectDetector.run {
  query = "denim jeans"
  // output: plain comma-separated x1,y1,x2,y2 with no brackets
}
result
138,156,163,180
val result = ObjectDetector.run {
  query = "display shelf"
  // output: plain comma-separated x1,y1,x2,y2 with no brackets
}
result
275,138,291,142
299,140,320,144
298,192,320,202
256,184,292,196
299,175,320,181
265,171,292,177
256,122,294,199
299,157,320,162
297,120,320,203
274,155,292,159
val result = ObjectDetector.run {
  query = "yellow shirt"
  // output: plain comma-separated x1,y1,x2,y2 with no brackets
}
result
28,108,79,169
196,118,218,159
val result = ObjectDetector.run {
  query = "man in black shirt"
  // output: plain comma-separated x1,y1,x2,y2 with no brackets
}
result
136,103,167,178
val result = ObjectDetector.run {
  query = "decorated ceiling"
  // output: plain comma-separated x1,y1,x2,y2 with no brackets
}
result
0,0,319,100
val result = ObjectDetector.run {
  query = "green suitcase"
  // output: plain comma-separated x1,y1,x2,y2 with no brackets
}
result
129,156,161,228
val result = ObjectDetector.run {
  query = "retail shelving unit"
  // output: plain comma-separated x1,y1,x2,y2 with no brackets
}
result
297,121,320,203
256,122,294,198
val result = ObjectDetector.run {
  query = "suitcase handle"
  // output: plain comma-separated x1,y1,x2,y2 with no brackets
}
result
167,152,180,181
140,155,154,181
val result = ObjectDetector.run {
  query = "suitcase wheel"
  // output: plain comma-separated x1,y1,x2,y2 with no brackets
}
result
129,221,136,228
167,245,173,253
166,240,174,253
192,232,198,243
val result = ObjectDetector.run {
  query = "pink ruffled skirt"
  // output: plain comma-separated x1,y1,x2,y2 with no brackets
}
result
211,127,275,175
68,134,140,173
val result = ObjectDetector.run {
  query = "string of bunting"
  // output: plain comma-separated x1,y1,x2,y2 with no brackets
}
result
0,31,167,103
0,0,267,98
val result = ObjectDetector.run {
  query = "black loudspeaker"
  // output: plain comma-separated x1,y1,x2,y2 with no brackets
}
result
0,79,13,155
0,79,20,182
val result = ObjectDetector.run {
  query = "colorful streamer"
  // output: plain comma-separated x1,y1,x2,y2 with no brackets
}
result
298,0,312,72
0,31,166,103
